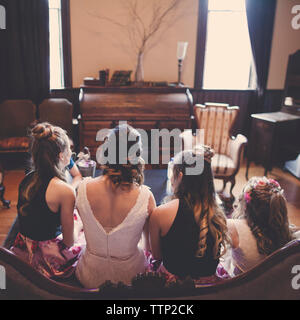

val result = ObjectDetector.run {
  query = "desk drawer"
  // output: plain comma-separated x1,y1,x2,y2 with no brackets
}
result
248,119,274,163
251,120,274,142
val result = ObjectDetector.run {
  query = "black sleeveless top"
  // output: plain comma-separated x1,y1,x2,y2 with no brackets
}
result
17,171,62,241
161,199,219,278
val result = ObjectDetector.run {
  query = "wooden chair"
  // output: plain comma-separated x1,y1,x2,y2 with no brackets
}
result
38,98,74,135
0,100,36,208
182,103,247,200
0,99,36,152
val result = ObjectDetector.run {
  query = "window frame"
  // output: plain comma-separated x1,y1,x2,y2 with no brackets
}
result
49,0,72,90
194,0,254,90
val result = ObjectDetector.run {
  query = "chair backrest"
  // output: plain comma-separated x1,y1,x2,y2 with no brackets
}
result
38,98,73,135
0,100,36,138
194,103,239,155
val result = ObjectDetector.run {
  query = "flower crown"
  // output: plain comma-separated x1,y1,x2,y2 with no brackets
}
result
193,145,215,163
243,177,283,204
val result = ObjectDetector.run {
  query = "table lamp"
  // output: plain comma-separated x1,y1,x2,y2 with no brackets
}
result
177,42,188,86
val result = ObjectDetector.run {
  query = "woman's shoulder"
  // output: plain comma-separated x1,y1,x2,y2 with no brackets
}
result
49,177,76,198
76,176,100,199
153,199,179,218
227,218,249,233
78,176,94,186
140,184,155,199
227,219,240,249
228,218,247,225
80,176,103,194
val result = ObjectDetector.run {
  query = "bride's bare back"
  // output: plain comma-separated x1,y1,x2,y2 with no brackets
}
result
86,176,146,230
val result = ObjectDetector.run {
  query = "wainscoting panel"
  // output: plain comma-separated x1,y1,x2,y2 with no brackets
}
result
263,90,284,112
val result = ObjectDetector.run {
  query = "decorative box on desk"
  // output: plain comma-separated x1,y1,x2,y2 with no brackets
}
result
79,86,193,168
246,111,300,178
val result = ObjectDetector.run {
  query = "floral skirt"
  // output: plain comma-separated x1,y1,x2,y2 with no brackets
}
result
10,210,86,280
145,251,231,286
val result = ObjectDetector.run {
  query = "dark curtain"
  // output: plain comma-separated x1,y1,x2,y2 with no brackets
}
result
246,0,277,113
194,0,208,89
0,0,49,105
61,0,72,88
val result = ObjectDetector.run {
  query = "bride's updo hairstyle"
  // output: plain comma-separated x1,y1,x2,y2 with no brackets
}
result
101,124,144,189
19,122,69,215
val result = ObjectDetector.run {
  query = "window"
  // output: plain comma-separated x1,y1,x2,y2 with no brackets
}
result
49,0,64,89
202,0,254,90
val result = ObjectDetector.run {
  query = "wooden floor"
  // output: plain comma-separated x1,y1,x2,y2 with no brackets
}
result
1,162,300,245
0,170,24,245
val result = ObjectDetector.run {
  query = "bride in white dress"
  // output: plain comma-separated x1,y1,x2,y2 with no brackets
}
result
75,124,156,288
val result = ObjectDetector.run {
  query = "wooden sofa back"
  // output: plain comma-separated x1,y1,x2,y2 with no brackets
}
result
0,240,299,300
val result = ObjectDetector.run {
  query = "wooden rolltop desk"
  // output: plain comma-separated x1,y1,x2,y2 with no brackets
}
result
79,86,193,166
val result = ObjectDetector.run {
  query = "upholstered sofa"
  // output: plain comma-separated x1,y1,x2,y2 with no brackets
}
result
0,239,299,300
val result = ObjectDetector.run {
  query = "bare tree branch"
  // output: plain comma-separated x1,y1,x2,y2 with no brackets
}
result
88,0,186,80
88,11,127,29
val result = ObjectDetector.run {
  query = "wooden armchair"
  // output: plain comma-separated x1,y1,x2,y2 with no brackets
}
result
0,99,36,153
38,98,74,135
182,103,247,200
0,100,36,208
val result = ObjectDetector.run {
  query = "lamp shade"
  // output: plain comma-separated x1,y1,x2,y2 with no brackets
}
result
177,42,188,60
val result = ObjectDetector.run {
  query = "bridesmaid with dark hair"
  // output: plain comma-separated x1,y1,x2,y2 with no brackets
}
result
11,122,83,279
149,147,230,283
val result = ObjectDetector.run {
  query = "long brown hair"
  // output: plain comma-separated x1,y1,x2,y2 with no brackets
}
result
172,149,229,259
100,124,144,189
234,176,294,255
19,122,69,215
